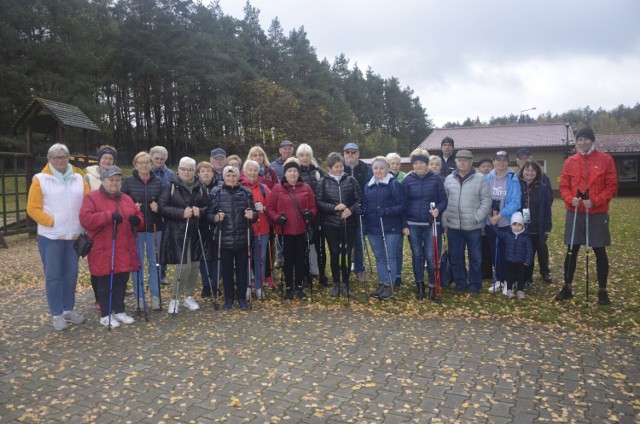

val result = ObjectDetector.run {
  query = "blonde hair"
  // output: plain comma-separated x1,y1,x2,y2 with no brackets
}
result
196,161,214,173
132,151,151,166
247,146,270,167
296,143,317,167
226,154,243,168
409,147,430,159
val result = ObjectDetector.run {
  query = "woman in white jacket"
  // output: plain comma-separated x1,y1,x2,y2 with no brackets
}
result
27,143,90,331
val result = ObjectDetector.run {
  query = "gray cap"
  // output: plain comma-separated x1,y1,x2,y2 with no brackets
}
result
100,165,123,180
456,149,473,159
279,140,294,148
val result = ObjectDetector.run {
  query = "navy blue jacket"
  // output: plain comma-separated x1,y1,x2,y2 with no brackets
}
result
362,177,404,235
494,225,533,266
402,171,447,227
519,179,552,235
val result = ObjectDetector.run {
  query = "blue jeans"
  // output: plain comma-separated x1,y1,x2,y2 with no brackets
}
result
252,234,269,290
447,228,482,293
132,231,161,299
367,233,401,284
37,237,79,316
408,224,442,287
352,217,365,273
395,235,404,280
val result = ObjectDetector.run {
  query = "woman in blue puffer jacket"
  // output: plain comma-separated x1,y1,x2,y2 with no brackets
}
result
362,156,404,301
402,148,447,301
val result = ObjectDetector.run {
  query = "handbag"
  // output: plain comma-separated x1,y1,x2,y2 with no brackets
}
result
74,231,93,258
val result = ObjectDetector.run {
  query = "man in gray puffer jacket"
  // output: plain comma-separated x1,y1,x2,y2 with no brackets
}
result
442,149,492,295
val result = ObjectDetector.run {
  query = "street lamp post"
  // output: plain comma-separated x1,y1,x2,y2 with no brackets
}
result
519,107,537,123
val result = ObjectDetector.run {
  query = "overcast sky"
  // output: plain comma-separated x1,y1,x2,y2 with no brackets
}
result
217,0,640,127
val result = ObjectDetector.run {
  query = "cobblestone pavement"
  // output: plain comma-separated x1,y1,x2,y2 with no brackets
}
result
0,285,638,423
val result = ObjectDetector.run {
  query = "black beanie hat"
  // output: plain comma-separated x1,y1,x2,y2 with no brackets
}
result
575,127,595,142
441,136,454,147
283,161,301,173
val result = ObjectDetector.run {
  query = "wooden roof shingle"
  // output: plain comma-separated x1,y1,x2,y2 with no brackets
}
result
12,97,100,134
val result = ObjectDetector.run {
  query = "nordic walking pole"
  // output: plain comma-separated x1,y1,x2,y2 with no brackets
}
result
379,216,394,299
257,233,265,300
583,188,590,303
359,212,372,301
247,225,253,309
304,227,313,301
197,226,218,310
108,219,118,331
276,223,285,301
132,221,149,321
215,219,222,309
341,219,350,303
173,217,190,316
152,222,162,310
564,190,580,287
430,202,442,303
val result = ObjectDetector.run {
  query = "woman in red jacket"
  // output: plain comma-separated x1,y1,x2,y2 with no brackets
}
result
80,166,144,328
241,159,271,300
267,159,317,300
556,127,618,305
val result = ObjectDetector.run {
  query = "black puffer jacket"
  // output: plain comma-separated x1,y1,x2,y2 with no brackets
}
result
121,170,164,232
207,183,257,250
345,159,372,193
158,175,211,264
315,174,362,229
299,164,324,193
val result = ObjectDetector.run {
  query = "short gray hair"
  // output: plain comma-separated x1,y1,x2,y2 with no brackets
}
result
178,156,196,169
243,159,260,173
48,143,69,157
326,152,344,169
149,145,168,159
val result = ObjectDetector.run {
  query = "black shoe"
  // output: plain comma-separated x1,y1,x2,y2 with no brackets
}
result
285,290,294,301
394,277,403,287
331,282,340,297
201,287,211,298
542,274,553,283
555,285,573,301
341,283,350,297
428,286,438,301
378,285,393,301
319,276,331,287
160,277,170,286
296,289,307,300
416,282,425,300
370,284,384,298
524,281,533,291
598,290,611,305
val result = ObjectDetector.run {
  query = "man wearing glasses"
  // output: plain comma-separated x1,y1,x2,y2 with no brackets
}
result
343,142,372,282
210,148,227,183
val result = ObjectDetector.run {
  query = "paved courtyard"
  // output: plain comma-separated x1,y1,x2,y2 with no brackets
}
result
0,285,638,423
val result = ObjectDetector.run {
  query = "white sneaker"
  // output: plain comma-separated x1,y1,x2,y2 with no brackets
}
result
183,296,200,311
52,315,68,331
256,288,265,300
506,289,515,299
114,312,135,324
488,282,502,293
151,296,161,310
63,310,86,324
168,299,179,314
502,283,509,296
246,288,252,299
100,315,120,328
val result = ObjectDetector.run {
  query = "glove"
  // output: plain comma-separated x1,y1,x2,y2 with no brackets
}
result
128,215,141,227
112,213,123,224
354,205,364,216
276,214,287,225
302,210,313,222
377,208,386,217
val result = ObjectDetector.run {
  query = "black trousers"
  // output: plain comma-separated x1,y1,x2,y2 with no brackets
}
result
283,234,307,291
324,225,356,285
524,233,550,281
221,247,249,302
564,245,608,289
505,262,526,292
96,272,128,318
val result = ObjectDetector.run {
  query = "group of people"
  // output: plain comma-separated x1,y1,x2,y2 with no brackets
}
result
27,126,618,331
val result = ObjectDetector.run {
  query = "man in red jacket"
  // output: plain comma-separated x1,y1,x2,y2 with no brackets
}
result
556,127,618,305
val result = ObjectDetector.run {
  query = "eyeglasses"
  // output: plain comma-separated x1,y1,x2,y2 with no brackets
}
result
136,160,151,165
50,155,69,161
344,150,358,155
179,167,195,172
